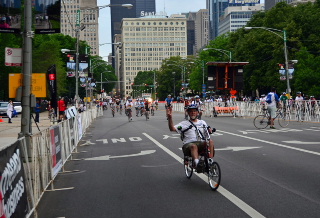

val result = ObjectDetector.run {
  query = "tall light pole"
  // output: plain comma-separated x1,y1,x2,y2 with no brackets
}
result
167,61,193,98
245,27,291,94
203,47,232,62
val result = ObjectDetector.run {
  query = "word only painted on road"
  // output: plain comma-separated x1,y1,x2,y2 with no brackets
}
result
96,137,142,144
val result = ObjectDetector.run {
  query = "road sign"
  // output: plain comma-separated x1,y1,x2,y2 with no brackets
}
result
9,73,47,98
76,10,80,27
5,47,22,66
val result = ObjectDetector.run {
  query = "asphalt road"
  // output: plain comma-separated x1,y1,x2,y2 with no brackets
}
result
36,105,320,218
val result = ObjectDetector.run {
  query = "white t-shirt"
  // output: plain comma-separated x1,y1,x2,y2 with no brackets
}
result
126,102,134,108
174,120,209,144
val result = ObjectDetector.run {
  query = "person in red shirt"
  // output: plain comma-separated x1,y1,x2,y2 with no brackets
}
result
58,97,67,121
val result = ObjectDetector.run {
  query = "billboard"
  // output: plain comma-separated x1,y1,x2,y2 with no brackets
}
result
66,54,89,77
228,0,260,4
0,0,21,33
9,73,47,98
0,0,61,34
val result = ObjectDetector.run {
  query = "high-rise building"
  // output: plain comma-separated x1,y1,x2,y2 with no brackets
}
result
207,0,229,40
120,16,188,97
207,0,259,40
60,0,99,55
184,12,197,56
265,0,315,10
195,9,209,53
219,5,264,36
110,0,156,58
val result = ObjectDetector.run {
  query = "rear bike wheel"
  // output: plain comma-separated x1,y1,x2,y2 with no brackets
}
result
253,115,269,129
208,161,221,191
184,156,193,178
278,112,289,127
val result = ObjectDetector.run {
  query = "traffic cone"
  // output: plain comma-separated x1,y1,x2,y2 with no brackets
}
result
0,116,3,122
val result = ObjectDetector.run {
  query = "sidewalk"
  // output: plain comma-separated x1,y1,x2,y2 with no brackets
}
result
0,112,52,150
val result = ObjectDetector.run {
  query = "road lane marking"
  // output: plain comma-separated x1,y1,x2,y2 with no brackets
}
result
84,150,156,160
143,133,265,218
218,130,320,156
283,140,320,145
216,147,261,151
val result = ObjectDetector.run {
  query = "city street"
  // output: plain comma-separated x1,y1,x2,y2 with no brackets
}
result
36,105,320,218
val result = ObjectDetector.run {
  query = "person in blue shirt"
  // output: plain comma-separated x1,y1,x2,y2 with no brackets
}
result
165,95,174,120
35,99,41,123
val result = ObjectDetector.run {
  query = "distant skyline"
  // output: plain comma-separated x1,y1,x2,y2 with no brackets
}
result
97,0,206,60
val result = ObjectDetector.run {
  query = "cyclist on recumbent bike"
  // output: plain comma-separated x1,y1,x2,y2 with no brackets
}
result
167,104,215,172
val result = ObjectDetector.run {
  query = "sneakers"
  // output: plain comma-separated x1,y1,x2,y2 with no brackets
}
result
270,126,276,129
196,160,205,173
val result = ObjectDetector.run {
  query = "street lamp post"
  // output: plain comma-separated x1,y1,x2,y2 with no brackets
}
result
167,61,193,98
245,27,291,94
203,47,232,62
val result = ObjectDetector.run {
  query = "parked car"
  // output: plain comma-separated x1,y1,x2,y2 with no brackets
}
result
0,102,22,116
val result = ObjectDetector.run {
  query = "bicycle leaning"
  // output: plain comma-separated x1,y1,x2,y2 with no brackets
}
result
253,108,289,129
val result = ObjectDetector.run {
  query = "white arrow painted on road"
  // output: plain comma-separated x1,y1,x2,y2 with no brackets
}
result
283,140,320,145
216,147,261,151
80,140,95,146
84,150,156,161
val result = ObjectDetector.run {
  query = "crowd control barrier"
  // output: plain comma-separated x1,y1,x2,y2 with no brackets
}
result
0,106,103,218
173,100,320,123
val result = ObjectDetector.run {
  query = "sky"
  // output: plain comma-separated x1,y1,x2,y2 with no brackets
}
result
97,0,206,60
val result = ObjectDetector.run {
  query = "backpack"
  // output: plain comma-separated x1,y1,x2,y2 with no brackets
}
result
266,93,272,104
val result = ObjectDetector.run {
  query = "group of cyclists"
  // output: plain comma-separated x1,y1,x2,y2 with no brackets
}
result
165,94,205,120
97,96,159,120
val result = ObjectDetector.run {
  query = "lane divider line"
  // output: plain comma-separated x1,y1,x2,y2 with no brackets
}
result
217,130,320,156
142,132,265,218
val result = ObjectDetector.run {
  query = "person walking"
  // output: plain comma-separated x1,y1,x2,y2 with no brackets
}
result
35,99,41,123
7,100,14,123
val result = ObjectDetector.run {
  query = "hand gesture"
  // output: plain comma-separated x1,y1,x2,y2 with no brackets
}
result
166,108,172,119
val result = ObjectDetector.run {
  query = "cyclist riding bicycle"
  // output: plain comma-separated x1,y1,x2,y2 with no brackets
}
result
167,104,215,172
125,99,134,121
165,95,174,119
144,99,150,119
165,95,173,108
191,95,204,119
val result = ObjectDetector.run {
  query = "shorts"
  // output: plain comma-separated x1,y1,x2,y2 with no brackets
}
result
182,141,207,156
267,106,277,118
59,111,65,116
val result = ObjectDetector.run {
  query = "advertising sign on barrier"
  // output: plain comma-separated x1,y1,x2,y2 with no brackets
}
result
66,106,78,119
50,125,63,177
0,141,28,218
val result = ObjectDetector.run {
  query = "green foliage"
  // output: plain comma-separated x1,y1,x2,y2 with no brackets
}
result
90,56,116,95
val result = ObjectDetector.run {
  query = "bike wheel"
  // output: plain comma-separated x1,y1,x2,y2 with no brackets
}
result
208,162,221,191
253,115,269,129
278,112,289,127
184,156,193,178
